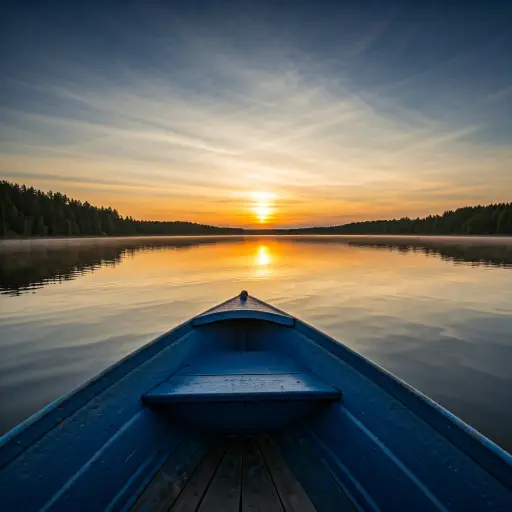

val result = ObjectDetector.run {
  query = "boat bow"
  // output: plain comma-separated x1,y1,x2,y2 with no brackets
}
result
192,292,294,326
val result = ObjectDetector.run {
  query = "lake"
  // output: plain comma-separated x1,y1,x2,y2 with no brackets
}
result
1,235,512,453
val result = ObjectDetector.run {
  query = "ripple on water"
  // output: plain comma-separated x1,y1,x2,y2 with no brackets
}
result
0,235,511,453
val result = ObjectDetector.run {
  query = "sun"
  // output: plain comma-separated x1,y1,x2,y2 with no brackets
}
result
255,204,271,223
250,191,276,224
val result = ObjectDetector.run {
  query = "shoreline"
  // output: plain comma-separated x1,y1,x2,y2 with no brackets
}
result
1,233,512,246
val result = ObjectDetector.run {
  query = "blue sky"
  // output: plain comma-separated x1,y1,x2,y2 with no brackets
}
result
1,1,511,227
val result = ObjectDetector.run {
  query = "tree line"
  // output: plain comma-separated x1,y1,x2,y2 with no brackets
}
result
1,180,511,237
0,181,243,237
292,204,512,235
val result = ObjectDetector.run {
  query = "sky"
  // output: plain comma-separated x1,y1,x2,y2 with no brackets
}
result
1,1,512,228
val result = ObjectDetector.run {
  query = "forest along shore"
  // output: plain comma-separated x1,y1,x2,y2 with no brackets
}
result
2,181,512,237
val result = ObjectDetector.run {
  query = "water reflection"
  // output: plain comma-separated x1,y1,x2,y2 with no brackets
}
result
1,235,512,453
289,235,512,269
0,236,243,295
256,245,271,266
253,244,272,278
2,235,512,295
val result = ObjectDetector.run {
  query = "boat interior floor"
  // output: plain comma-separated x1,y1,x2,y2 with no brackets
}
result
130,435,356,512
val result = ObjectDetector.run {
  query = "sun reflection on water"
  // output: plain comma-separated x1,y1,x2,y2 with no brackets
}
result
253,244,272,277
256,245,271,265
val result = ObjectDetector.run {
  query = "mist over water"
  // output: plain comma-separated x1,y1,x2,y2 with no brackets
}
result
1,235,512,452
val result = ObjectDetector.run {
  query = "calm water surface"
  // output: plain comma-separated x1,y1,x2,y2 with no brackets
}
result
1,235,512,452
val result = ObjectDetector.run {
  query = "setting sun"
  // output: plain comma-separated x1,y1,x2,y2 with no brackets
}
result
255,204,271,223
250,192,276,225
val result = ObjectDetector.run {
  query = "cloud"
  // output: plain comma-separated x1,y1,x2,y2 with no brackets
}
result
1,6,511,227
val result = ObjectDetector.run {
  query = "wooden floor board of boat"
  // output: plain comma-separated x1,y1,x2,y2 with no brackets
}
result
241,438,283,511
196,441,243,512
258,437,317,512
130,438,214,512
132,437,323,512
170,445,228,512
275,432,357,512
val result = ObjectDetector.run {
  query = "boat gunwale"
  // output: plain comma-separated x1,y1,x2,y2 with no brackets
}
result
246,296,512,480
0,320,194,469
291,317,512,490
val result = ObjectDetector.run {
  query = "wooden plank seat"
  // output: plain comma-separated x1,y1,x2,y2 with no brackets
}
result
142,373,341,405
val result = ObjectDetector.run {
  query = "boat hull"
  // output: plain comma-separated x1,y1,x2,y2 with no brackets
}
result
0,294,510,511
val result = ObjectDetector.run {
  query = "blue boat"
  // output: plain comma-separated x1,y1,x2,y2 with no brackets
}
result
1,292,511,511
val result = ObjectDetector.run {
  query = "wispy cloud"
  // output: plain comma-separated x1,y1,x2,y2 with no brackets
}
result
1,3,511,227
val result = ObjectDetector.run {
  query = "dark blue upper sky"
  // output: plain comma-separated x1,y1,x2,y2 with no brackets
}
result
1,0,511,226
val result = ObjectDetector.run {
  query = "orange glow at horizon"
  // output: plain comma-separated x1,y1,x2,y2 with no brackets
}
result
9,165,509,229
